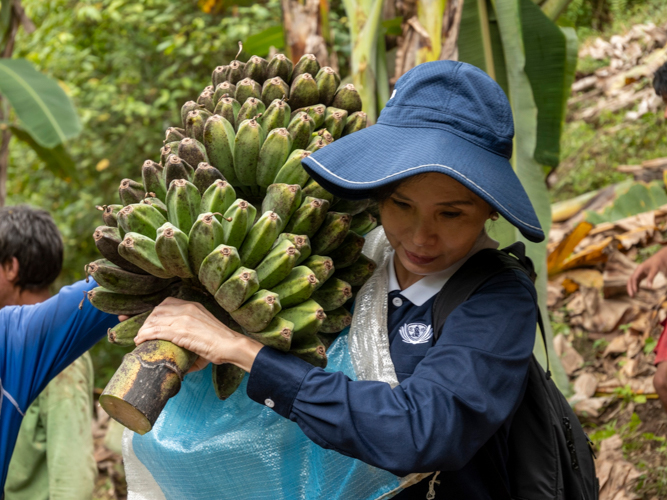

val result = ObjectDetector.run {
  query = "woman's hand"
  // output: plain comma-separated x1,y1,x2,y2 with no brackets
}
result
134,297,263,372
628,246,667,297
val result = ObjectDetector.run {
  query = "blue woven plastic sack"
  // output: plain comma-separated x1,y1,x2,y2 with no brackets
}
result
127,331,403,500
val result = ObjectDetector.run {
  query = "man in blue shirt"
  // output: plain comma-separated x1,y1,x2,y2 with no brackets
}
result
0,207,117,493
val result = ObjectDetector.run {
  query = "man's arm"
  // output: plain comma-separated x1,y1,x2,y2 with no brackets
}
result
43,353,97,500
1,279,117,415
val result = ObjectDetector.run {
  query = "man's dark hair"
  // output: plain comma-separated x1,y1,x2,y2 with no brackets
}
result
654,61,667,97
0,205,63,290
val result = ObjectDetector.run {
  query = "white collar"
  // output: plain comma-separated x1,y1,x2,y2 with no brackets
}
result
387,231,499,306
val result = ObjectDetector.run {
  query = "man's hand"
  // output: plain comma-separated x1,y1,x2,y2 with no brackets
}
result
134,297,263,373
628,246,667,297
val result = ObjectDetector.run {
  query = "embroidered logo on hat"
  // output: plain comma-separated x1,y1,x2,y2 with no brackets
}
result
399,323,433,345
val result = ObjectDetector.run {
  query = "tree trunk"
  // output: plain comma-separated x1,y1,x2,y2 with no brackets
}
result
281,0,337,72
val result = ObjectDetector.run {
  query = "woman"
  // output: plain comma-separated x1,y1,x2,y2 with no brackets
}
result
135,60,544,499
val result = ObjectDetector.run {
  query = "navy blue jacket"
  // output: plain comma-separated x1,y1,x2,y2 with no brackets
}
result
247,266,537,499
0,280,116,490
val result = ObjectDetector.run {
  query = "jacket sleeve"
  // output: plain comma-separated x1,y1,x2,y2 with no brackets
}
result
246,270,537,476
1,279,117,414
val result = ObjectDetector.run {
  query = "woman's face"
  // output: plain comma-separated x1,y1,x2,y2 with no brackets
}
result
379,173,494,283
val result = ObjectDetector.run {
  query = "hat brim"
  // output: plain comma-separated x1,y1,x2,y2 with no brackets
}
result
302,123,545,243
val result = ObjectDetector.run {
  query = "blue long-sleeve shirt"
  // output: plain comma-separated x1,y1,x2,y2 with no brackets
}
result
0,280,116,491
247,268,537,498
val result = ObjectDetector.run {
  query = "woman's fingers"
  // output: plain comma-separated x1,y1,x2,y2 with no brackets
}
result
627,264,648,297
187,356,211,374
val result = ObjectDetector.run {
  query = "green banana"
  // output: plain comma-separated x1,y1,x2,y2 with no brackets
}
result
287,112,314,151
302,178,335,204
227,59,246,85
306,136,327,153
200,179,236,216
301,255,335,288
165,179,201,236
212,363,246,400
315,66,340,106
244,316,293,352
291,341,328,368
181,101,201,128
87,285,176,316
331,197,370,216
278,299,326,340
198,244,241,295
327,230,365,268
188,212,225,276
349,211,378,236
331,84,363,114
311,277,353,311
99,204,122,227
141,197,168,219
164,127,186,143
93,225,147,274
164,154,195,189
239,211,282,268
324,107,348,140
261,183,302,228
243,55,268,84
235,78,262,104
185,109,207,143
291,104,326,129
233,117,265,187
342,111,368,136
255,239,300,289
274,149,311,187
86,259,175,295
284,196,330,237
118,232,174,278
160,143,174,167
213,96,241,129
266,53,293,83
270,265,319,308
310,212,351,255
261,76,289,107
262,98,291,132
178,137,209,170
274,233,311,264
213,82,236,104
334,254,376,286
289,73,320,111
214,267,259,313
197,90,216,113
222,199,256,249
314,128,334,144
107,310,152,347
256,128,292,188
193,163,224,195
142,160,166,201
318,306,352,334
212,65,230,88
116,203,168,241
292,53,320,81
236,97,266,128
155,222,195,279
119,179,145,206
203,114,236,184
230,289,281,333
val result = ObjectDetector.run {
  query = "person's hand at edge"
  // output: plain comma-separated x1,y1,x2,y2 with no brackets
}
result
134,297,263,373
628,246,667,297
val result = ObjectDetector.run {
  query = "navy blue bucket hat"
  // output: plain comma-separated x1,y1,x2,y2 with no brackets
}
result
302,60,545,243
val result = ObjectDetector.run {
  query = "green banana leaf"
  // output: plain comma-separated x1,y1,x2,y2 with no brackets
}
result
458,0,497,80
1,0,11,46
0,59,81,148
520,0,577,168
242,25,285,58
9,125,79,181
585,182,667,225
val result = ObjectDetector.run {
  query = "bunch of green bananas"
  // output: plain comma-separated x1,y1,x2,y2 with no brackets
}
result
87,52,379,435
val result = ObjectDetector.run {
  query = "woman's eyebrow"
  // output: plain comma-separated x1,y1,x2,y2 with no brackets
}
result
435,200,474,207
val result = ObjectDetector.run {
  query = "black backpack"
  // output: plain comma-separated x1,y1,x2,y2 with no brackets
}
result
428,242,599,500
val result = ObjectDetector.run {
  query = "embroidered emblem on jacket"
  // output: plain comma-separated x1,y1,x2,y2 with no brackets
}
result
399,323,433,344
